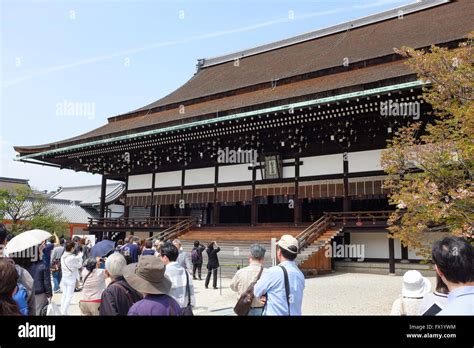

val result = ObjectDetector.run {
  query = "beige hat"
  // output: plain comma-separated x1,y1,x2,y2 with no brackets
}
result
402,270,432,298
277,234,299,254
123,255,171,295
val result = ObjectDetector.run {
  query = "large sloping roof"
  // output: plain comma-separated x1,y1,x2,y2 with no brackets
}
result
3,198,99,224
50,182,125,206
14,0,474,155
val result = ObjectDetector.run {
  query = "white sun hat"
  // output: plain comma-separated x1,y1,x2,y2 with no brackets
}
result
402,270,432,298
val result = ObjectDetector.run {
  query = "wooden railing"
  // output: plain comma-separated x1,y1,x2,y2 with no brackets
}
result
146,216,199,242
88,216,194,230
295,210,392,251
296,214,333,251
328,211,392,227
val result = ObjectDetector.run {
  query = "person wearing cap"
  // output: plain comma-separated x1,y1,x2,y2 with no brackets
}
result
432,237,474,315
125,255,182,316
390,270,432,315
253,235,305,316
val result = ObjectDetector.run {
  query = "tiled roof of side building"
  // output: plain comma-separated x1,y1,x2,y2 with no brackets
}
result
13,0,473,155
50,182,125,206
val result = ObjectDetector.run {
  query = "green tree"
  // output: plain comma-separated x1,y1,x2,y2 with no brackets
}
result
0,185,68,235
381,34,473,256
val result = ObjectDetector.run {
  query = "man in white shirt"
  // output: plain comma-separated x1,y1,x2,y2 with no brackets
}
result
160,241,195,309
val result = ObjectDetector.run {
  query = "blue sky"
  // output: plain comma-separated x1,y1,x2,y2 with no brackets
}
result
0,0,413,191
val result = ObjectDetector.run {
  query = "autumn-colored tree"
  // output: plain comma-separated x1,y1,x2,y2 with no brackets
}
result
381,33,473,257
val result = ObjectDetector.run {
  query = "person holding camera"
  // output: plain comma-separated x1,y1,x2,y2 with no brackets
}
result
205,241,220,289
79,256,106,316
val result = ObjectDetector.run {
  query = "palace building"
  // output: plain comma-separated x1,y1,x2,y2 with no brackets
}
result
14,0,473,274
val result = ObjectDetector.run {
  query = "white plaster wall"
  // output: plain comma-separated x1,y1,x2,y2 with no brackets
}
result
185,167,215,186
350,232,402,259
155,170,182,188
300,153,343,177
219,164,252,183
128,174,153,190
348,149,383,173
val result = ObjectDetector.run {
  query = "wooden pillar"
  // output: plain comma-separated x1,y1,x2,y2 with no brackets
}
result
342,152,351,258
180,168,185,216
294,157,301,226
388,234,396,274
342,152,351,212
124,175,130,219
213,164,219,226
99,175,107,218
150,173,156,218
251,165,257,226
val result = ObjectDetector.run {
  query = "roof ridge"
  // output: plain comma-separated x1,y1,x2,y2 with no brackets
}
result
199,0,450,68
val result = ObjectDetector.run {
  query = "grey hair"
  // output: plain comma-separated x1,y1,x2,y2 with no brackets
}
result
250,244,266,260
172,239,182,247
105,253,127,278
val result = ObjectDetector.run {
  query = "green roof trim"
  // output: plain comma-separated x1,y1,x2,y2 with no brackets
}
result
17,80,427,161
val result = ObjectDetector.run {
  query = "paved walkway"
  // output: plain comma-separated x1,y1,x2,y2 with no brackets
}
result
52,271,435,316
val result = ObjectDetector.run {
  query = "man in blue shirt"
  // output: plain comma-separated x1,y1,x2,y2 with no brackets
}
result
254,235,305,315
432,236,474,315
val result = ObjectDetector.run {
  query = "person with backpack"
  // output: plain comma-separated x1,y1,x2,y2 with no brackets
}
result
191,240,205,280
254,235,305,316
9,256,36,316
50,238,65,294
99,253,142,315
60,242,83,315
230,244,266,316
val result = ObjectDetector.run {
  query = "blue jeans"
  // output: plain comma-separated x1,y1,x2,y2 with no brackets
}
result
52,271,61,291
248,307,264,316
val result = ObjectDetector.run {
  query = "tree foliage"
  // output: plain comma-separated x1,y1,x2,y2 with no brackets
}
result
381,33,473,256
0,185,68,236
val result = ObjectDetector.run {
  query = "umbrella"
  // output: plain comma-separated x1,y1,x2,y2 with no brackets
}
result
91,239,116,258
5,229,52,254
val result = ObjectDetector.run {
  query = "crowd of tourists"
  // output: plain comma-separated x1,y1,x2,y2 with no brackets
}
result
0,221,472,316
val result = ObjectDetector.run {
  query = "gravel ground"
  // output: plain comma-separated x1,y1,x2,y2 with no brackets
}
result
53,271,435,316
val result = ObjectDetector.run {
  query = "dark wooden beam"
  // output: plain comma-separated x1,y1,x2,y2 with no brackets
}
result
124,175,129,219
294,156,301,226
150,173,156,218
251,165,257,226
388,235,395,274
213,164,219,226
343,152,351,212
99,176,107,218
